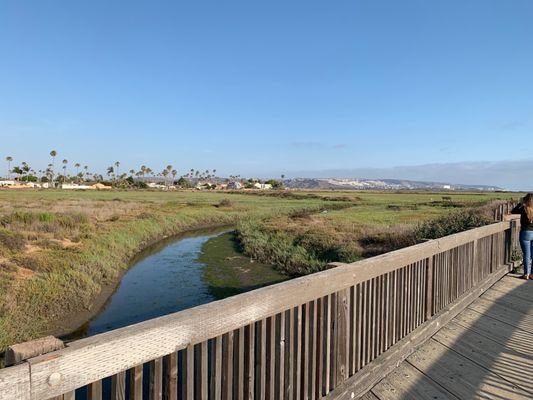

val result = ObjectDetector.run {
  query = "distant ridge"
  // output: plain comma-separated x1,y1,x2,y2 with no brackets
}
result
283,178,502,191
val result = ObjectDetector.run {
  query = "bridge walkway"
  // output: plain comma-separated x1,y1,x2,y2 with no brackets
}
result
363,275,533,400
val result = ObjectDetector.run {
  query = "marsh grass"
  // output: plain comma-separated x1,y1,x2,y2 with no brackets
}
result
236,195,516,275
0,190,515,353
0,190,334,352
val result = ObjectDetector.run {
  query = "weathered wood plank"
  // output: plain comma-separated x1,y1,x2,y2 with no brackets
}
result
453,308,533,356
111,370,126,400
371,362,459,400
357,392,380,400
88,380,102,400
222,331,234,400
211,336,222,400
237,327,245,400
198,342,208,400
149,357,163,400
244,324,255,400
335,289,349,385
433,320,533,394
408,339,531,399
25,222,511,399
468,298,533,334
491,278,533,302
128,365,143,400
278,312,286,400
5,336,64,367
0,363,30,400
323,266,508,400
163,352,178,400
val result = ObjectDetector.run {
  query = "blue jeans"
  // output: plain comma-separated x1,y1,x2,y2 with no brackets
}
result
519,230,533,275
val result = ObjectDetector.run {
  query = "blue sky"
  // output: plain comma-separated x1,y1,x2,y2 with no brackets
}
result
1,1,532,189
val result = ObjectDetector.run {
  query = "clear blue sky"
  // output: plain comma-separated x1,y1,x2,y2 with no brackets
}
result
1,1,532,188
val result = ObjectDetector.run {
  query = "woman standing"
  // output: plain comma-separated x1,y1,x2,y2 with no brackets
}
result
511,194,533,279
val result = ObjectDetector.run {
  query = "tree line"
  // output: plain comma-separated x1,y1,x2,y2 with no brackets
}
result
3,151,284,188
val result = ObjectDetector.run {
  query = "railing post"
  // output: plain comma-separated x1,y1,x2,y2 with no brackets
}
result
424,256,434,320
509,219,518,269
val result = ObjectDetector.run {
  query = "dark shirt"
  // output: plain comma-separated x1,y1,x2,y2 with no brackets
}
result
511,204,533,231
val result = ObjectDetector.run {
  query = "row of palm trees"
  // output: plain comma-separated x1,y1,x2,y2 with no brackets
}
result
3,151,224,187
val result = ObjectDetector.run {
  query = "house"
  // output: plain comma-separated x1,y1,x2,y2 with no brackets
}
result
147,182,167,190
61,183,94,190
0,180,16,187
252,182,273,190
227,181,243,190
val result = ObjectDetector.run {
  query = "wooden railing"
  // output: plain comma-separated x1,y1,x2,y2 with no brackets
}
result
0,219,520,400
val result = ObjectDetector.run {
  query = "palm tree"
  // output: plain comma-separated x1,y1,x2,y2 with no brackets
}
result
83,165,89,181
50,150,57,185
62,159,68,181
171,169,177,184
140,165,147,179
114,161,120,180
107,166,114,181
21,162,30,180
5,156,13,178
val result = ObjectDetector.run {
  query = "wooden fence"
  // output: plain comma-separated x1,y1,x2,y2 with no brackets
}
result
0,218,520,400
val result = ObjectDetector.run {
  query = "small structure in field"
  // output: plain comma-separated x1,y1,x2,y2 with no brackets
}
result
0,180,16,187
147,182,167,190
227,181,243,190
61,183,94,190
253,182,273,190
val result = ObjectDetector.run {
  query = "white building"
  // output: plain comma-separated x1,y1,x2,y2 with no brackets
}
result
227,181,243,190
61,183,94,190
253,182,273,190
0,180,16,187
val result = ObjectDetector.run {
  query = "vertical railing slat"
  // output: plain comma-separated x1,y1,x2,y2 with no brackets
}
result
163,353,178,400
111,371,126,400
149,357,163,400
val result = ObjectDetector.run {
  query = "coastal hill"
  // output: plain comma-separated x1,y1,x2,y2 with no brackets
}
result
283,178,502,191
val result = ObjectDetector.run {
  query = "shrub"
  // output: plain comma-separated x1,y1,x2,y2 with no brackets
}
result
216,198,233,208
0,229,25,252
414,208,492,240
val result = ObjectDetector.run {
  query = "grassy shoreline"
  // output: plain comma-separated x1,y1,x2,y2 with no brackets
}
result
200,231,288,299
0,190,336,353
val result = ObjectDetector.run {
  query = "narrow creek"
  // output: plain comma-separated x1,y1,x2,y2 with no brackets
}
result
65,226,286,340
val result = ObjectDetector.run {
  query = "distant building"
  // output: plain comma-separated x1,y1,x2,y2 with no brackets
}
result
0,180,16,187
61,183,94,190
227,181,243,190
147,182,167,190
253,182,273,190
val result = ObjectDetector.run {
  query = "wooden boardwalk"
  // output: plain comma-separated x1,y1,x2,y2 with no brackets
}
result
362,274,533,400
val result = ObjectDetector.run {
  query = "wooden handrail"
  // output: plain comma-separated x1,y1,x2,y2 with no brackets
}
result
0,220,518,400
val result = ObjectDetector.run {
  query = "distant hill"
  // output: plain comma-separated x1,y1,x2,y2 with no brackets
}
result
283,178,502,191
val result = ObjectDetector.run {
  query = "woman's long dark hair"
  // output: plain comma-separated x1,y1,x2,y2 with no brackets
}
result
524,193,533,223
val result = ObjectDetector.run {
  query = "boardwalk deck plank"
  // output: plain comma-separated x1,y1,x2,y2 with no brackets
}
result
370,362,458,400
467,298,533,334
360,272,533,400
452,308,533,357
433,320,533,395
406,339,531,400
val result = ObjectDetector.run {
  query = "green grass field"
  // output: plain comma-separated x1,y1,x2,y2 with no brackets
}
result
0,189,517,354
